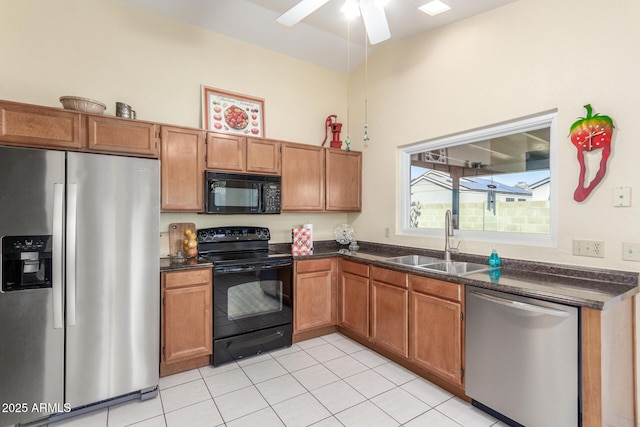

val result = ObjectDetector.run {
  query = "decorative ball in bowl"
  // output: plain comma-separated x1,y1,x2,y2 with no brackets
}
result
59,96,107,114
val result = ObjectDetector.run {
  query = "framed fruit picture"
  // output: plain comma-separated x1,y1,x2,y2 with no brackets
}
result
202,85,265,137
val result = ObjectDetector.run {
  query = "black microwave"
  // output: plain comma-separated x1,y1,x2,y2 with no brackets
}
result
205,171,281,214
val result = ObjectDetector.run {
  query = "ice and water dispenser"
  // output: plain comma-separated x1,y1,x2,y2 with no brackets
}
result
1,235,53,291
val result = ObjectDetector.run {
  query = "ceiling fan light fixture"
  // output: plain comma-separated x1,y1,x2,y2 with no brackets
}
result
418,0,451,16
341,0,361,19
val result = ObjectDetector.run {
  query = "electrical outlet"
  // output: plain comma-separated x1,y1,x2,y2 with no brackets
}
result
384,227,390,238
572,239,605,258
622,243,640,261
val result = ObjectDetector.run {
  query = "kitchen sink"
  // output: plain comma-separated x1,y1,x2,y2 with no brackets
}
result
417,261,494,276
384,255,496,277
384,255,442,266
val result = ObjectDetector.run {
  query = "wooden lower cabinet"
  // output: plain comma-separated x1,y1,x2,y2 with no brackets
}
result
294,258,336,334
337,259,370,339
581,299,636,427
160,268,212,376
370,267,408,358
409,275,464,387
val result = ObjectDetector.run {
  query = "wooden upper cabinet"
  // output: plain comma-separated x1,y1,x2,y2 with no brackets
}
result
281,142,325,211
86,115,159,157
160,126,205,212
246,137,280,174
206,133,280,175
326,148,362,211
205,132,245,171
0,100,83,149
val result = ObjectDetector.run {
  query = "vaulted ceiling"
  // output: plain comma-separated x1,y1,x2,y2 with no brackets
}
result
117,0,520,73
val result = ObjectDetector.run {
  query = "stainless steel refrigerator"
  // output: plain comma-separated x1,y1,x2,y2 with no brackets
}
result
0,145,160,427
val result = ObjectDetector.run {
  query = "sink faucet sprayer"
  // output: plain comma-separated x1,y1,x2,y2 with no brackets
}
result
444,210,459,262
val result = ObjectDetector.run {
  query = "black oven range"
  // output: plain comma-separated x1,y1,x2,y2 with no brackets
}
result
197,226,293,366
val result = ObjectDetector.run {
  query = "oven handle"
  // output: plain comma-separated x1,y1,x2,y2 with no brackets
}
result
215,260,292,274
469,290,571,318
215,266,256,274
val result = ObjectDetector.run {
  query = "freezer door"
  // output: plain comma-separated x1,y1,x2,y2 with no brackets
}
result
0,146,65,426
65,152,160,408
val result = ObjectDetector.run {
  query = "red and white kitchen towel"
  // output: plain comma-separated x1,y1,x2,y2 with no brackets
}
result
292,227,312,255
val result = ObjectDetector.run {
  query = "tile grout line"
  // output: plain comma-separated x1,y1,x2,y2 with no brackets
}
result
119,333,498,427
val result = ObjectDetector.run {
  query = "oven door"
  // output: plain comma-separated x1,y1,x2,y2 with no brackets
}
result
212,260,292,365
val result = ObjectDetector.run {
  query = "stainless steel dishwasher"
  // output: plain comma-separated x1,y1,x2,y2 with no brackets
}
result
465,286,579,427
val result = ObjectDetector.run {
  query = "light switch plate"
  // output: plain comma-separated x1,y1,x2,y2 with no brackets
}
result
622,243,640,261
613,186,631,207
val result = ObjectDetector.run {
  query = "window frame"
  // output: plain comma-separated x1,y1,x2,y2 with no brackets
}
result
398,111,558,247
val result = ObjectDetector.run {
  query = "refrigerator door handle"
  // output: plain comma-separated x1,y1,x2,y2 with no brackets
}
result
66,183,78,326
53,183,65,329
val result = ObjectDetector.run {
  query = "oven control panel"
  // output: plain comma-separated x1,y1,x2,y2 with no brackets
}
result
197,226,270,243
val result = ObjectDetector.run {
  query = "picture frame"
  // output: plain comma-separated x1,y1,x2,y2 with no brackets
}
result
201,85,265,137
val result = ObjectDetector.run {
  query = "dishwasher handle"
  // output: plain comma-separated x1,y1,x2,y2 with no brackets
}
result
469,290,571,318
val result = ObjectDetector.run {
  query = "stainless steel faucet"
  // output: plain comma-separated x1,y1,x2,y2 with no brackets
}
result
444,209,458,262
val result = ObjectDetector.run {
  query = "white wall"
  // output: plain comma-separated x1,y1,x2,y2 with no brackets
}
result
3,0,637,266
347,0,640,273
0,0,351,244
343,2,640,421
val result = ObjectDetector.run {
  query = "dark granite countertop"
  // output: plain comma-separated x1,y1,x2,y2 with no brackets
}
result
275,241,638,310
160,257,213,272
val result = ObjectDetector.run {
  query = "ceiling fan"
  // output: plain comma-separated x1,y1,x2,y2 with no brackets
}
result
276,0,391,45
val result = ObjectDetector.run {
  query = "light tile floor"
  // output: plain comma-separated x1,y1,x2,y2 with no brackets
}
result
50,333,508,427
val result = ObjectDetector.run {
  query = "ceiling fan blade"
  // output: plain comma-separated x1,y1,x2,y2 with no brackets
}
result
276,0,331,27
359,0,390,45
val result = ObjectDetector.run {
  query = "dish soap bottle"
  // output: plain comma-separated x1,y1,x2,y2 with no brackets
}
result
488,247,501,267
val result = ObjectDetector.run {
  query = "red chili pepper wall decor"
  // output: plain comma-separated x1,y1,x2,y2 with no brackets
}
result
569,104,615,202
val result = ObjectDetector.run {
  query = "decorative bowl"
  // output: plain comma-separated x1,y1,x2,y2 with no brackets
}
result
59,96,107,114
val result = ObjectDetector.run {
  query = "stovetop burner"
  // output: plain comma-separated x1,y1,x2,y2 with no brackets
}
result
197,226,291,267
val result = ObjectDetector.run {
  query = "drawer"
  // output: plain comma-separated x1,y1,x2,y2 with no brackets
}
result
339,259,369,277
371,266,407,289
410,275,461,302
296,258,333,273
163,268,212,289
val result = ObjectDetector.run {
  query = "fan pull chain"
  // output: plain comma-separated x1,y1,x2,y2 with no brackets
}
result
363,30,370,147
345,19,351,152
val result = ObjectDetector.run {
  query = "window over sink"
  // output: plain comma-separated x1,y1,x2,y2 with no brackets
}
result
399,111,557,246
